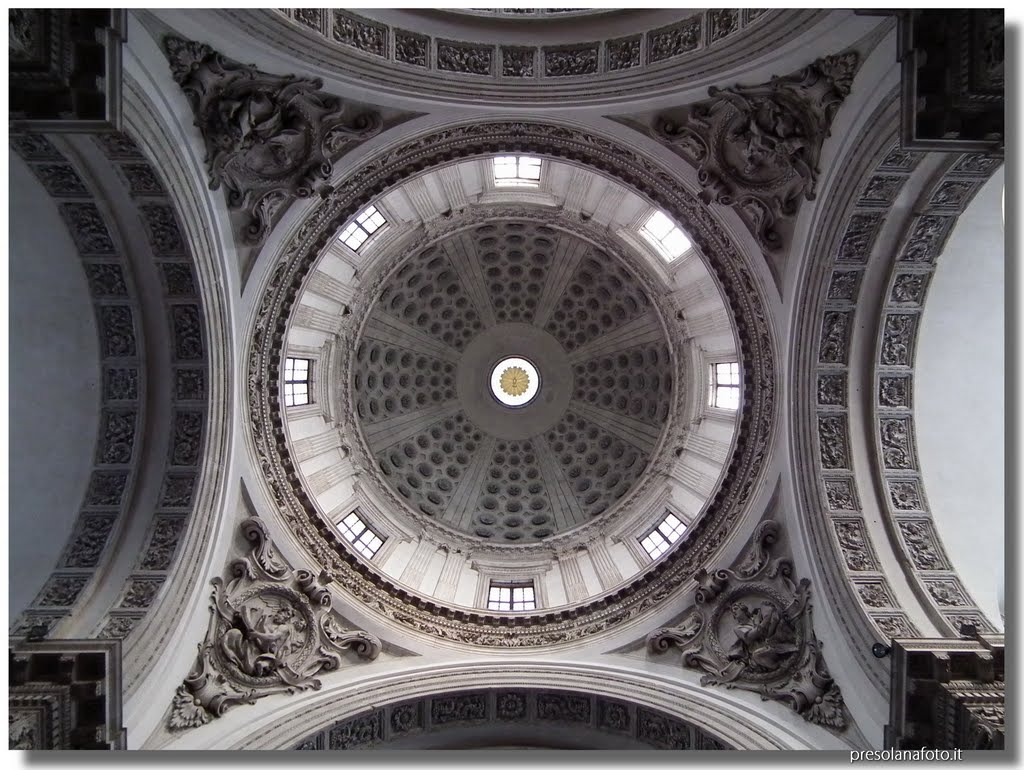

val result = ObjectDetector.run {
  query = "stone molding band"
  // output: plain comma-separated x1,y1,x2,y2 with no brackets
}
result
277,8,767,81
212,9,828,106
211,662,825,750
294,687,732,750
112,69,233,699
791,90,909,696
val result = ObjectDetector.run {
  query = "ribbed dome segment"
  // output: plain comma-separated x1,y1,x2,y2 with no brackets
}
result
543,254,652,352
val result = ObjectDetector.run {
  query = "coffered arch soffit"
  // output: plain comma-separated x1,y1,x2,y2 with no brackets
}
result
161,659,853,751
8,130,213,655
784,72,1003,710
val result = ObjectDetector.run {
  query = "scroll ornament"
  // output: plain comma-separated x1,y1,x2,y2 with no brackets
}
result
162,36,383,245
648,520,847,730
652,53,859,253
169,519,381,730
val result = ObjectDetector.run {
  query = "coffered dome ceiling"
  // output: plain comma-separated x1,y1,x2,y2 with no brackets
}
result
351,220,674,542
265,141,765,629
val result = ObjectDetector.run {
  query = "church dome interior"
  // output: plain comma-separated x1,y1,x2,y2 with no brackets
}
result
7,6,1005,755
351,218,673,541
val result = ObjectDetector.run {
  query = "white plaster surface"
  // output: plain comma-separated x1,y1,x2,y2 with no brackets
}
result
9,150,102,617
915,167,1005,629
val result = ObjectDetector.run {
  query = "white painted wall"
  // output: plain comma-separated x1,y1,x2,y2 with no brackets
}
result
915,167,1004,629
9,150,102,617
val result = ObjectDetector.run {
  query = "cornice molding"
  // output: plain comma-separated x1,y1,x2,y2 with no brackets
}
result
203,9,829,107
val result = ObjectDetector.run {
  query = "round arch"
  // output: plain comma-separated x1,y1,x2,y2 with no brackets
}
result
157,660,852,750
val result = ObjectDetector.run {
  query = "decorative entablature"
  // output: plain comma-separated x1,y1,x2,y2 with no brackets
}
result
245,119,778,647
893,10,1004,156
648,520,847,732
168,519,381,730
9,639,125,750
202,8,833,108
645,52,860,265
886,634,1004,750
273,8,769,79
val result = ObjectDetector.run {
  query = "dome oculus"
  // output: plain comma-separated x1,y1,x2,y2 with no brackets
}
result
491,357,539,406
499,366,529,397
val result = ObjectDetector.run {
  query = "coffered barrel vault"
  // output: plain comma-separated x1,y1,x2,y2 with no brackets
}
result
6,7,1004,753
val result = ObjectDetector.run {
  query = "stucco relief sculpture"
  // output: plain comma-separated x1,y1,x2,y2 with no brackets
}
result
651,52,859,254
648,521,846,730
169,519,381,730
162,36,383,245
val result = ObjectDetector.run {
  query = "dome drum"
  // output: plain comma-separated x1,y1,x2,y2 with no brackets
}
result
256,123,770,640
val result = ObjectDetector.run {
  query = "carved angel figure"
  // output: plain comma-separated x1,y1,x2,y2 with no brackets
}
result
211,82,315,190
731,98,814,197
725,601,799,674
219,90,284,146
221,601,307,678
163,36,383,245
